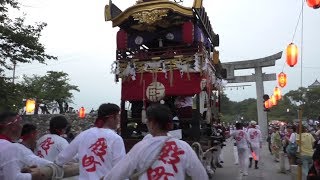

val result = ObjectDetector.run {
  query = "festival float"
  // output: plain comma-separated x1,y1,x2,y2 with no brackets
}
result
105,0,226,176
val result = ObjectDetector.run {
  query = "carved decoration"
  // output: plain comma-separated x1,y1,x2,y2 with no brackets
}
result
132,9,169,25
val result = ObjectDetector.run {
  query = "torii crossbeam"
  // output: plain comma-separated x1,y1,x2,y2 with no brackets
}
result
222,52,283,138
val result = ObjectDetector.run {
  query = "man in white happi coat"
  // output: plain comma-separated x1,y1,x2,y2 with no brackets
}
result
247,121,262,169
0,111,52,180
35,115,70,161
230,122,250,176
55,103,126,180
103,104,208,180
16,123,52,166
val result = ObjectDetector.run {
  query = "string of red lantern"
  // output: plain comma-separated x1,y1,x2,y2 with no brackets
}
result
286,43,299,67
270,95,278,106
273,87,282,101
278,72,287,88
267,0,318,110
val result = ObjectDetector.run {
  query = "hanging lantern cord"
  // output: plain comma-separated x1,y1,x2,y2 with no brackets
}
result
281,4,304,72
291,7,303,43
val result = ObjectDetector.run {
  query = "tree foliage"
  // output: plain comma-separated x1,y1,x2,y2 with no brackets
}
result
21,71,80,113
220,87,320,123
0,69,25,111
285,87,320,119
0,0,56,71
0,0,57,111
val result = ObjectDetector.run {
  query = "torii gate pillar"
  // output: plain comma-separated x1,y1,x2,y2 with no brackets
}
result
222,52,283,138
254,66,267,137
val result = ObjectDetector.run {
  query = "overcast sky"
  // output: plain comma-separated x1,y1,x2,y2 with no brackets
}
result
10,0,320,110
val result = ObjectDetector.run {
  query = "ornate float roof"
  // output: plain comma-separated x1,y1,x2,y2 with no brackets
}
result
105,0,195,28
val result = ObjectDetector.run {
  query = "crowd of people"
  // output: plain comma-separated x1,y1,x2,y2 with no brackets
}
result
227,120,320,179
0,103,209,180
267,123,320,179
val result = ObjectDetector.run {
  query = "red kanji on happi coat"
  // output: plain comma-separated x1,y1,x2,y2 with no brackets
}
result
37,150,44,158
236,131,244,141
147,141,185,180
40,137,54,155
82,155,102,172
89,138,107,162
250,131,258,140
147,166,174,180
82,138,108,172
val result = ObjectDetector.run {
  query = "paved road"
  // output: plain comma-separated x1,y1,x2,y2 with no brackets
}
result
213,140,292,180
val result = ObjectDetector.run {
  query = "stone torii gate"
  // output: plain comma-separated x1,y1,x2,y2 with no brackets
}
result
222,52,283,138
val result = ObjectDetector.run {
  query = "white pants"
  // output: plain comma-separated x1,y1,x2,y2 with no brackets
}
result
219,148,224,162
233,145,239,164
237,148,249,174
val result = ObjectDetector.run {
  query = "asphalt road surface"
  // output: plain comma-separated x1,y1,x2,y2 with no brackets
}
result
213,140,293,180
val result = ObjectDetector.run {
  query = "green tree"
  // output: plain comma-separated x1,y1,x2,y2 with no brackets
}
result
0,0,56,71
267,95,297,122
285,87,320,119
0,69,26,111
0,0,56,110
21,71,80,114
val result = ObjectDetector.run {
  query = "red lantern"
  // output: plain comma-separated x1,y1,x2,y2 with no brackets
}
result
273,87,282,101
278,72,287,88
286,43,298,67
264,99,272,109
79,107,85,119
306,0,320,9
270,95,277,106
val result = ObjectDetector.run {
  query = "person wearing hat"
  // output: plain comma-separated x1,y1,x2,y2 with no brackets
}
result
271,126,282,162
55,103,126,180
247,121,262,169
35,115,70,161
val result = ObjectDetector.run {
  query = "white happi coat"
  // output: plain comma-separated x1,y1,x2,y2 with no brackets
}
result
0,139,52,180
55,127,126,180
247,128,262,148
247,127,262,161
230,130,250,150
230,130,250,174
104,136,208,180
35,134,69,161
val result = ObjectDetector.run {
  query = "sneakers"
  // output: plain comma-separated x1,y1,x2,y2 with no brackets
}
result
243,172,248,176
234,162,239,165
